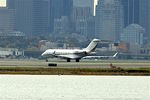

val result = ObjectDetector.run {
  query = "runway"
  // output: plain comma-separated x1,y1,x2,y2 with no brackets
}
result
0,59,150,68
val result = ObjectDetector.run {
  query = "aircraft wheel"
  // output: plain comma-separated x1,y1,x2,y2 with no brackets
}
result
67,59,71,62
76,59,80,62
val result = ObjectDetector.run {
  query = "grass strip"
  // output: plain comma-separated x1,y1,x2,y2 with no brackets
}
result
0,67,150,76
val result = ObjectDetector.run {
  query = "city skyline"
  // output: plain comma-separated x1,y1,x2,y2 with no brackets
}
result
0,0,150,57
0,0,98,15
0,0,98,7
1,0,149,40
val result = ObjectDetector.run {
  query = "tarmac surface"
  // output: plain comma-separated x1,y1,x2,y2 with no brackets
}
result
0,59,150,68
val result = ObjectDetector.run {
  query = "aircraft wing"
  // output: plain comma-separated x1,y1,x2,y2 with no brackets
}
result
73,51,87,55
55,54,82,59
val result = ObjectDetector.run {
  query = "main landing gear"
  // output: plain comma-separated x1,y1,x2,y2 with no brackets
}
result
76,59,80,62
67,58,71,62
67,58,80,62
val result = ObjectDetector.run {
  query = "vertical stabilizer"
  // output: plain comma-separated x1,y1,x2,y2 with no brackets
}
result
83,39,100,53
113,52,118,58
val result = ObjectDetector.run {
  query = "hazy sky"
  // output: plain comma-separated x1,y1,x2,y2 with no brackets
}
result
0,0,6,7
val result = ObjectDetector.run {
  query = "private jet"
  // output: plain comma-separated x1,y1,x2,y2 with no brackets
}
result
83,52,118,59
42,39,100,62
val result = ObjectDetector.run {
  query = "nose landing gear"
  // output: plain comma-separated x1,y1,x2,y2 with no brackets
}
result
46,59,48,62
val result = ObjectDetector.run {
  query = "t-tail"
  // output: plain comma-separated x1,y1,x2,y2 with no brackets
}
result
113,52,118,58
83,39,100,53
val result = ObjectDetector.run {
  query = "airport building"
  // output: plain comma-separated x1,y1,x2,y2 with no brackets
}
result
38,40,58,51
95,0,124,41
0,48,24,58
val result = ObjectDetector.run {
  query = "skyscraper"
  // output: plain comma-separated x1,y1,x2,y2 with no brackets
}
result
72,7,92,22
15,0,32,35
72,7,94,38
73,0,94,16
121,24,144,46
0,7,15,32
72,0,95,38
11,0,49,35
95,0,124,41
7,0,16,9
139,0,150,38
54,16,70,34
121,0,140,27
50,0,73,32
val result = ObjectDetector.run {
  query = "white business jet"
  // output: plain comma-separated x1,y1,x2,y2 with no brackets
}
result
42,39,100,62
83,52,118,59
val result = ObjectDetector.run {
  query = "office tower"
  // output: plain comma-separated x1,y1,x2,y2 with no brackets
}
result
0,7,15,32
15,0,32,35
41,0,50,34
72,0,95,38
14,0,49,35
73,0,94,15
120,24,144,53
121,0,140,27
32,0,50,35
121,24,144,46
72,7,94,38
7,0,16,9
50,0,73,32
95,0,124,41
72,7,92,22
139,0,150,38
54,16,70,34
